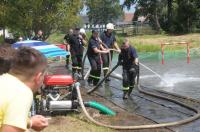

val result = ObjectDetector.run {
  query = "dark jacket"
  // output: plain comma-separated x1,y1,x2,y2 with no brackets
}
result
118,45,138,68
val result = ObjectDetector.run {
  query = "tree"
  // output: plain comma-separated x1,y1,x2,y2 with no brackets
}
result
122,0,138,9
167,0,173,30
123,0,200,34
0,0,83,40
85,0,123,24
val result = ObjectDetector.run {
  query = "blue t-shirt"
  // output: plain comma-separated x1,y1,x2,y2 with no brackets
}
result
118,46,138,67
87,36,100,56
100,31,116,48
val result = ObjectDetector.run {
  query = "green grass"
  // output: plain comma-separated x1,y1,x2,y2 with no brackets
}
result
47,32,200,52
126,33,200,52
46,32,65,44
42,115,114,132
46,32,92,44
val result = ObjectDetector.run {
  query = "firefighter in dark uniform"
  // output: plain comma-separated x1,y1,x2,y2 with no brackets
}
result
32,30,44,41
100,23,120,81
87,30,109,86
64,29,73,68
118,38,139,99
68,28,86,77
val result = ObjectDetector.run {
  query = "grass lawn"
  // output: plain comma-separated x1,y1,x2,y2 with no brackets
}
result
42,115,114,132
127,33,200,52
47,32,200,52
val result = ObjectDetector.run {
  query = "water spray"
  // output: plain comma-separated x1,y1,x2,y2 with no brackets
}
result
139,62,169,85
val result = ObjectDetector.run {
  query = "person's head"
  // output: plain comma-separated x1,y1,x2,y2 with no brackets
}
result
80,28,86,35
0,44,16,75
80,28,86,39
121,38,130,49
38,30,43,36
74,27,80,35
106,23,114,34
92,29,99,38
9,47,47,92
18,36,23,41
69,29,73,35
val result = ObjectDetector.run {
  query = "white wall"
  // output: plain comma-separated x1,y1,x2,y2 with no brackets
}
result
0,29,10,38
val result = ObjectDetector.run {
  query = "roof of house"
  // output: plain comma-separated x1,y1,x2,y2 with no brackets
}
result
80,13,135,25
124,13,134,22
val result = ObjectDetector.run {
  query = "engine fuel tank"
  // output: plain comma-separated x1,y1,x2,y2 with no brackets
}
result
44,75,75,86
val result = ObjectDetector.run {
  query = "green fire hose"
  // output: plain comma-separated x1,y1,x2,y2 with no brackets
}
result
84,101,116,116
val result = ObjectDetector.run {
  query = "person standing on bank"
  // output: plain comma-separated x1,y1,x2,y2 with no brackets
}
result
87,30,109,86
64,29,73,69
118,38,139,99
100,23,120,81
32,30,44,41
68,28,86,77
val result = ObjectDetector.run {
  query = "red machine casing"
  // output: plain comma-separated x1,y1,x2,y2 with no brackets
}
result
56,44,66,50
44,75,75,86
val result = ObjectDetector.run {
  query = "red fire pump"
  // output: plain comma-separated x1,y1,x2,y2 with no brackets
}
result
34,74,79,114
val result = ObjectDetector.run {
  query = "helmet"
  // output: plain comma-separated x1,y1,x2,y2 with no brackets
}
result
80,28,86,34
106,23,114,30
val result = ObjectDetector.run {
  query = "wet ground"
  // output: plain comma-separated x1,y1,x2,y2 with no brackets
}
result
49,54,200,132
110,56,200,132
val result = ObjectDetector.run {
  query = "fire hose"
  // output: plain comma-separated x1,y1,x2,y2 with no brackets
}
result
79,48,200,129
81,43,113,80
76,81,200,129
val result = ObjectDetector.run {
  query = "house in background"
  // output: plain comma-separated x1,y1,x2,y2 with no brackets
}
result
116,13,134,25
80,13,136,31
0,29,10,38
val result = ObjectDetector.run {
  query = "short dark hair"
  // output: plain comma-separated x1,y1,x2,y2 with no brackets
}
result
92,29,98,33
10,47,47,77
0,44,16,75
75,27,80,30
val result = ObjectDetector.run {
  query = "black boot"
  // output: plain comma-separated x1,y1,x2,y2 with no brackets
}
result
128,87,134,96
93,80,99,86
87,78,93,86
123,91,128,99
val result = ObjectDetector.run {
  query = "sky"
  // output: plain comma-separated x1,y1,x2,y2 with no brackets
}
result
80,0,135,15
120,0,136,13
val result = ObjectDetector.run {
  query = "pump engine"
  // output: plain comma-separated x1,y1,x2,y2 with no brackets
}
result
34,74,79,114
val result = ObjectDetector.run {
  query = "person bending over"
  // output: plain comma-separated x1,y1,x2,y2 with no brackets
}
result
118,38,139,99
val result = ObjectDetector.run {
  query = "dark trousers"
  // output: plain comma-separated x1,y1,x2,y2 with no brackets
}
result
122,66,137,94
71,54,83,75
88,55,101,85
66,54,70,66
